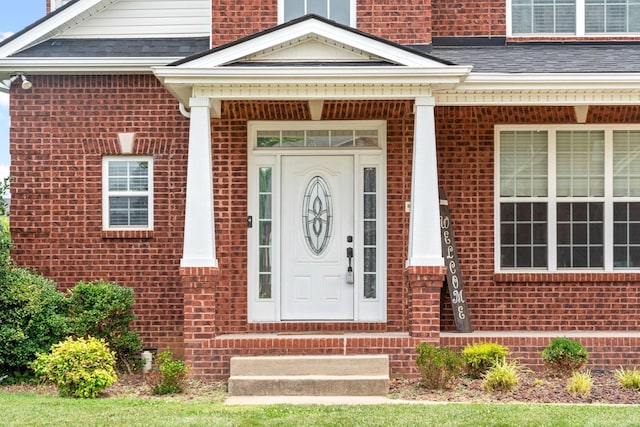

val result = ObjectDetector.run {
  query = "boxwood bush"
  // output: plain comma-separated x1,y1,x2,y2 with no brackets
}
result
541,337,588,377
415,343,464,390
66,280,143,371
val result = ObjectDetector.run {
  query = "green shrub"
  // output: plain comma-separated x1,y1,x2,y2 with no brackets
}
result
483,359,520,392
415,343,463,390
462,342,509,379
615,367,640,391
566,370,593,396
541,337,588,377
67,280,143,371
0,215,12,268
146,350,190,395
31,336,117,398
0,268,70,376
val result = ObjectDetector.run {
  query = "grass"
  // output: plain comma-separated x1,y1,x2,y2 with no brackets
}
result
2,392,640,427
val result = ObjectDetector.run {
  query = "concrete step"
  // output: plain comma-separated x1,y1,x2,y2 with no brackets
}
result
228,355,389,396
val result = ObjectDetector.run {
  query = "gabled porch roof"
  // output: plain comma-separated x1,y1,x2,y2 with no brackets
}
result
153,15,473,108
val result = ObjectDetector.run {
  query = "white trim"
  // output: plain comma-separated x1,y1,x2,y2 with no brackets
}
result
102,155,154,231
495,124,640,273
247,120,387,322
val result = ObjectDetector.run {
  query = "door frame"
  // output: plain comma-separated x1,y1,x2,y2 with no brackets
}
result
247,120,387,323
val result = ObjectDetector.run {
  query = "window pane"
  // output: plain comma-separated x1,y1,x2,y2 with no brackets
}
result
513,0,576,34
257,130,281,147
613,131,640,197
308,0,327,16
283,0,304,21
586,0,640,32
500,202,547,268
364,274,376,299
614,202,640,268
282,130,305,147
556,131,604,197
363,167,377,298
330,0,350,24
557,202,604,268
500,131,548,197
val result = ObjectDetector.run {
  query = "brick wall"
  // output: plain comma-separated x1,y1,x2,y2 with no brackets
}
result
210,1,432,46
10,75,189,354
435,105,640,332
431,0,506,37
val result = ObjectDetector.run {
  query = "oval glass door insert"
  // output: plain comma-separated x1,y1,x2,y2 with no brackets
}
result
302,176,333,255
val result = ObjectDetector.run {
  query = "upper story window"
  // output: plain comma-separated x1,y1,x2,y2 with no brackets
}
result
510,0,640,35
496,126,640,272
279,0,355,26
102,157,153,230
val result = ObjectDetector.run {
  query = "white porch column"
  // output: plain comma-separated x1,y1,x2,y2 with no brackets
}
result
181,97,218,268
406,96,444,267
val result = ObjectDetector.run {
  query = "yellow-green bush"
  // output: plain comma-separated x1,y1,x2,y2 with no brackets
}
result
483,359,520,392
31,336,117,398
462,342,509,378
566,370,593,396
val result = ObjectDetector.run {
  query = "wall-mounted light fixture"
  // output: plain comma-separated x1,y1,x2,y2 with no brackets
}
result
9,73,32,90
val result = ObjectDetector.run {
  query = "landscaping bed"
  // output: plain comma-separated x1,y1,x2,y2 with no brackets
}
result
389,369,640,405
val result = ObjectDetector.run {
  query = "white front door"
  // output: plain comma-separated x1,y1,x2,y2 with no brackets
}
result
281,155,354,320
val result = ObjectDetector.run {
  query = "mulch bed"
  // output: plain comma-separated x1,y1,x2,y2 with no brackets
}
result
389,370,640,405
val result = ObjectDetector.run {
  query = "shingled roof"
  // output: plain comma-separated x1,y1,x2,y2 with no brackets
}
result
427,43,640,73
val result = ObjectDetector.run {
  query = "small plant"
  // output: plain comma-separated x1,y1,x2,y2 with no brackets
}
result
415,343,463,390
566,370,593,396
483,359,520,392
541,337,588,377
615,367,640,391
31,336,117,398
462,342,509,379
146,350,190,395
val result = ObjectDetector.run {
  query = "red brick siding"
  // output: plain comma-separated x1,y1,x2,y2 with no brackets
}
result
9,75,189,354
431,0,506,37
436,105,640,332
357,1,432,45
210,1,431,46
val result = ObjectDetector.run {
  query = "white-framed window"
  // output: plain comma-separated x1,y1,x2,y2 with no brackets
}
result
102,156,153,230
509,0,640,35
279,0,356,26
496,126,640,272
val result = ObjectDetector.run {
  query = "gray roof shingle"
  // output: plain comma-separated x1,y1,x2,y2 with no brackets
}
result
12,37,211,58
426,43,640,73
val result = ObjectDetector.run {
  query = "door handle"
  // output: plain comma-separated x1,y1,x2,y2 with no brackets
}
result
346,247,354,284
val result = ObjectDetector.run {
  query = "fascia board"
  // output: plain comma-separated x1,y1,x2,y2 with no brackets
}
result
155,65,473,82
0,0,112,58
182,19,446,68
0,58,174,77
459,73,640,91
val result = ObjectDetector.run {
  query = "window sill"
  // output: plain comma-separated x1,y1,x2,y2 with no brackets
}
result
495,271,640,283
101,229,153,239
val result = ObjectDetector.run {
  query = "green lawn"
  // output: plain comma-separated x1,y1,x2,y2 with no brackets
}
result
2,393,640,427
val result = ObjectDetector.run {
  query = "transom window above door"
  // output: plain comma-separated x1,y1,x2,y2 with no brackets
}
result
280,0,355,26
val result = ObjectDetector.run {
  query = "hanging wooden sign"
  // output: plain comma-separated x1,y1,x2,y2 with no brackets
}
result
439,188,472,333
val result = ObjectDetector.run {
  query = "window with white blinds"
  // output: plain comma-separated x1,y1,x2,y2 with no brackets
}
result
511,0,640,34
497,127,640,271
280,0,354,26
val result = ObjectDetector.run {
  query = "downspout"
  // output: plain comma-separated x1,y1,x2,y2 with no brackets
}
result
179,102,191,118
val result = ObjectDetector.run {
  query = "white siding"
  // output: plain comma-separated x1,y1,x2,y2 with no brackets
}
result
59,0,210,38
